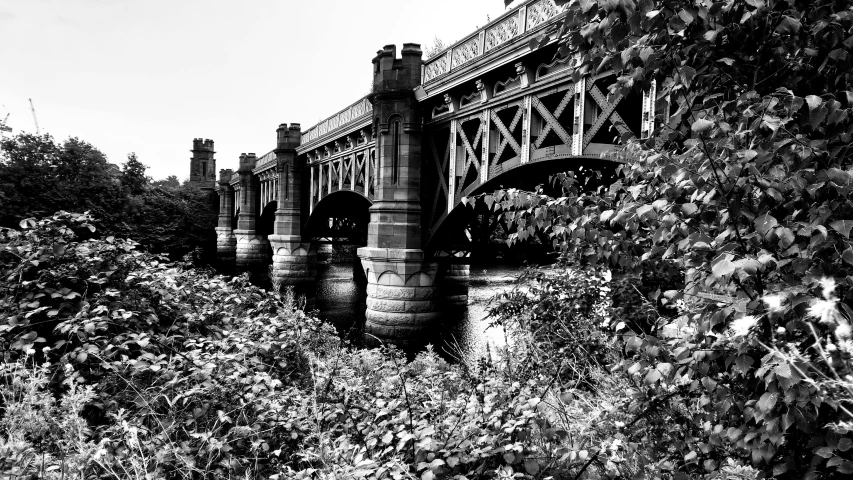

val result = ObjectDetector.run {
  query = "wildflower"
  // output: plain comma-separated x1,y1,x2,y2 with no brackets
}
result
818,277,837,300
808,298,838,324
729,315,759,337
836,321,852,340
762,293,787,314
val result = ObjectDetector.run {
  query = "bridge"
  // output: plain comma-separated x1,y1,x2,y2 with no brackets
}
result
211,0,655,346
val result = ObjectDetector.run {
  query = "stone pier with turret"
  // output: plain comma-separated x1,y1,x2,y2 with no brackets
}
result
203,0,649,346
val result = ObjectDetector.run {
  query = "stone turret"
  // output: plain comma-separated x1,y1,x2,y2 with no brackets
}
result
189,138,216,190
358,43,441,347
268,123,318,300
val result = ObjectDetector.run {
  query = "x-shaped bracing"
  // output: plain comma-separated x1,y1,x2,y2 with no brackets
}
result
490,107,523,169
531,86,574,150
354,153,366,187
583,84,631,148
429,131,451,227
456,119,483,193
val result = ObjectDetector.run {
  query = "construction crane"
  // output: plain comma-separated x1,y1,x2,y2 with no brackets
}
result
29,98,40,134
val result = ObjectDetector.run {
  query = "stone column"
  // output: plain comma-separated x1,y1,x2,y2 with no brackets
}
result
234,153,268,272
216,169,237,271
358,44,440,347
267,123,318,298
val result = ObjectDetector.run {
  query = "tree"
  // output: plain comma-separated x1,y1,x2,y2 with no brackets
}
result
152,175,180,188
0,133,218,259
0,133,125,228
118,184,218,259
467,0,853,476
120,152,149,195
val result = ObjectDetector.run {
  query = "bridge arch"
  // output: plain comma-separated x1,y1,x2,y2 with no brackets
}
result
258,201,277,237
304,189,371,244
425,154,623,252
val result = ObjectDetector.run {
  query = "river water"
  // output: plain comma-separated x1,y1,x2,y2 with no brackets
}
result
313,262,523,360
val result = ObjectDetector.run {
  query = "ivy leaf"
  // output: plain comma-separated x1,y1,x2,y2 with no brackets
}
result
755,214,778,236
775,16,801,34
523,459,540,475
805,95,822,111
712,254,736,278
644,368,662,384
757,392,778,413
735,355,753,374
682,203,699,216
761,115,782,131
680,66,696,87
830,220,853,238
774,363,792,379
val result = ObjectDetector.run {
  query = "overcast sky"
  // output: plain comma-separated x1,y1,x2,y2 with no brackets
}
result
1,0,524,180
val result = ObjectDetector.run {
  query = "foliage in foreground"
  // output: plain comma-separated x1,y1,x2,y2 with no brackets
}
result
1,212,685,480
465,0,853,477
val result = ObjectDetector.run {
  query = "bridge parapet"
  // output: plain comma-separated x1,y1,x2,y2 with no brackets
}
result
252,150,277,174
299,96,373,151
422,0,564,85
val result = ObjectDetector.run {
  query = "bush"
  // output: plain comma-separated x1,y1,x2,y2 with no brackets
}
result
0,213,686,479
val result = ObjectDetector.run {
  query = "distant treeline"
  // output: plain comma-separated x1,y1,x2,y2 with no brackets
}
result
0,132,218,259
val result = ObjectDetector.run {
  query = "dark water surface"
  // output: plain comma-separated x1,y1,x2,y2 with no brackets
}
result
313,262,523,360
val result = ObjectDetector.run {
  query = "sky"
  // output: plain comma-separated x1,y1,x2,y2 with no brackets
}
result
0,0,524,180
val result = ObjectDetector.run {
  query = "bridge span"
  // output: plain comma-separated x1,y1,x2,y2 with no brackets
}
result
211,0,655,345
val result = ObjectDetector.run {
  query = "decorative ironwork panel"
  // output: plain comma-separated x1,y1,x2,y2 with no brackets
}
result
423,51,451,83
351,99,369,118
451,35,481,69
339,109,351,125
300,97,373,148
485,14,520,52
526,0,561,30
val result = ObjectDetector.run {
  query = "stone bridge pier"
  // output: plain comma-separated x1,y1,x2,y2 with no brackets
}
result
207,0,646,347
216,169,237,272
357,44,441,346
234,153,269,273
268,123,318,299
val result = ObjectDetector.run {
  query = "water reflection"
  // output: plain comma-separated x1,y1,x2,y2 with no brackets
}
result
312,261,523,362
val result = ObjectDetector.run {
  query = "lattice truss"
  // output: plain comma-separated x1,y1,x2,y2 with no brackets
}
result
309,144,376,210
423,74,643,233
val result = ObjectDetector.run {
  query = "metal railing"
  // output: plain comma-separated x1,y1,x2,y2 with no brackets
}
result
300,96,373,147
422,0,564,84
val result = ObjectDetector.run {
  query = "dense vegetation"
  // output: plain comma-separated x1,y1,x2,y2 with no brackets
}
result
0,213,635,479
0,133,217,259
477,0,853,476
2,0,853,478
